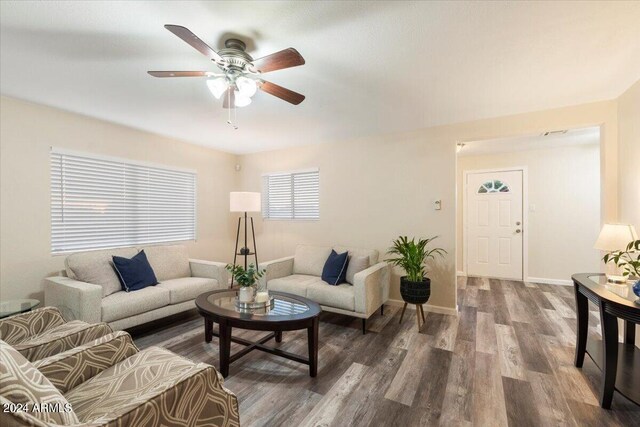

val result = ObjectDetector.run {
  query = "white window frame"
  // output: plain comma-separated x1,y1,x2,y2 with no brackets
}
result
50,148,197,254
262,168,320,220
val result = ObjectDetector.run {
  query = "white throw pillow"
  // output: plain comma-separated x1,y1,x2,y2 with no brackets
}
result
346,255,370,285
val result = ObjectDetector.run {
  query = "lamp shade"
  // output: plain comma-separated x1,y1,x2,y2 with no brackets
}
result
594,223,638,251
230,192,261,213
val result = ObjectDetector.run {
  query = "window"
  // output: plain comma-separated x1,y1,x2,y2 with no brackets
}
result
262,169,319,220
477,180,510,194
51,149,196,254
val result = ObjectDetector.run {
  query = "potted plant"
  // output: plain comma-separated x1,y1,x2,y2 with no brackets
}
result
603,239,640,300
226,263,265,303
387,236,447,305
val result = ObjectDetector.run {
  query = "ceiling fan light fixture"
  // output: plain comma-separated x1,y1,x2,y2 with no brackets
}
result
236,76,257,98
206,77,227,99
234,91,252,107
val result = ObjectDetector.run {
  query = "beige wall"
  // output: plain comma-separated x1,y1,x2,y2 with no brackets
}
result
0,96,240,302
456,144,601,282
240,100,619,311
617,79,640,230
0,95,621,311
240,130,457,309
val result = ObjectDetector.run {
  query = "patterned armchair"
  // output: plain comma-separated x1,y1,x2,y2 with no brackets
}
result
0,331,240,426
0,307,112,362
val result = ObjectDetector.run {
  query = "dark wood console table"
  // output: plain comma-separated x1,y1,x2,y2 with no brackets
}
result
572,273,639,408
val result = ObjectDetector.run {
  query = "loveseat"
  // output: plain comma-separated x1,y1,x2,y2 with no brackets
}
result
0,331,240,426
44,245,228,330
261,245,389,333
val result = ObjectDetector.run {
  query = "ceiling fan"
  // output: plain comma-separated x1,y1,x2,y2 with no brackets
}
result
148,25,306,116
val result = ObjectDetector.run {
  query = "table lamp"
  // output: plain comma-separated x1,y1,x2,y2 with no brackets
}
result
594,223,638,284
230,192,261,286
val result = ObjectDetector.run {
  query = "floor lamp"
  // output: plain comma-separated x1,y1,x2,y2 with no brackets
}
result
230,192,261,287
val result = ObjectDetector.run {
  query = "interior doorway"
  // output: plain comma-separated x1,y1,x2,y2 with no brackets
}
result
457,126,602,285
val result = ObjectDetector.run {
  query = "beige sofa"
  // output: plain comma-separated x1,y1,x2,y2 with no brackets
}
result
45,245,228,330
262,245,389,333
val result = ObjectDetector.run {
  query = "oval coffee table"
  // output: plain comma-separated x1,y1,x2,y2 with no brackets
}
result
195,290,321,378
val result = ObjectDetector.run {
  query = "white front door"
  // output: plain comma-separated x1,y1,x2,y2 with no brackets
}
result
466,170,523,280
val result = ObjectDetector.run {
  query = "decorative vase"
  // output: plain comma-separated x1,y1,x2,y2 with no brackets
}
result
633,280,640,304
238,286,255,303
400,276,431,305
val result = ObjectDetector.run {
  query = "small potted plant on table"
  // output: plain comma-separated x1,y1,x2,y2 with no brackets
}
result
603,239,640,302
387,236,447,328
226,263,265,303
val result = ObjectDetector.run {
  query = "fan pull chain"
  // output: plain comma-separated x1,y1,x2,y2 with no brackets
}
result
226,90,238,130
227,91,238,130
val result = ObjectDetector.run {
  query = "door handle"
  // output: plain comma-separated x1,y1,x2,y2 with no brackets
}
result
515,229,522,234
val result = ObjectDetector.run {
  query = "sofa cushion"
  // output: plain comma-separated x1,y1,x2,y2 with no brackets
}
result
157,277,219,304
346,255,370,285
293,245,332,276
321,250,349,285
0,339,80,425
306,281,355,311
66,247,138,297
112,250,159,292
267,274,322,297
141,245,191,281
101,287,171,323
334,246,379,265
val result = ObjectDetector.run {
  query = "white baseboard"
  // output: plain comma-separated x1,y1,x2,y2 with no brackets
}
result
386,298,459,316
526,277,573,286
456,271,466,277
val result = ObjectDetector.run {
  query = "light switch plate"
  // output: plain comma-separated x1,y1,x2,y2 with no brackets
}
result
434,200,442,210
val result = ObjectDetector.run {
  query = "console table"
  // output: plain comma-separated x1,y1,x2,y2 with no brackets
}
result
572,273,639,409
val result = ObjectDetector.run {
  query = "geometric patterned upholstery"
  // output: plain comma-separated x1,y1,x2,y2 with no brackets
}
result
0,307,66,346
12,321,113,362
65,346,240,426
0,339,80,425
1,332,240,426
34,331,139,394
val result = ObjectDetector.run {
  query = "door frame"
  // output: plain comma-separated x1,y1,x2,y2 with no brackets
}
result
462,166,529,281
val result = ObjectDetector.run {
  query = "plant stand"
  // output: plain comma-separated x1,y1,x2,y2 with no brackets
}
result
399,302,426,330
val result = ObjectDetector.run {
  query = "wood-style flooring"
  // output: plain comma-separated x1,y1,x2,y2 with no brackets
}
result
132,277,640,426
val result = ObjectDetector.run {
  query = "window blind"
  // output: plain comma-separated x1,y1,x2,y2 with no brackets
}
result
262,169,319,220
50,149,196,254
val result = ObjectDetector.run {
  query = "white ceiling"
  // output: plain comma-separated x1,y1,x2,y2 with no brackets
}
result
1,1,639,154
458,126,600,157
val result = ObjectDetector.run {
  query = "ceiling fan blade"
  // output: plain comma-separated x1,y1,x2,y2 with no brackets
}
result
258,80,305,105
164,24,223,63
147,71,219,78
252,48,305,73
222,87,235,109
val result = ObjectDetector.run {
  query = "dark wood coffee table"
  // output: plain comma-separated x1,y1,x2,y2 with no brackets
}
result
195,290,321,378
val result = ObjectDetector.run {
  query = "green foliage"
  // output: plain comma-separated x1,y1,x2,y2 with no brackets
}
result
602,239,640,279
225,263,265,287
386,236,447,282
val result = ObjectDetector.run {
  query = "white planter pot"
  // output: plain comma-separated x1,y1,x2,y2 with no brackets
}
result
238,287,254,303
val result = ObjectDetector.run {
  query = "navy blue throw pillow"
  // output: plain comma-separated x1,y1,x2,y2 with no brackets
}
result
321,250,349,286
112,250,158,292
